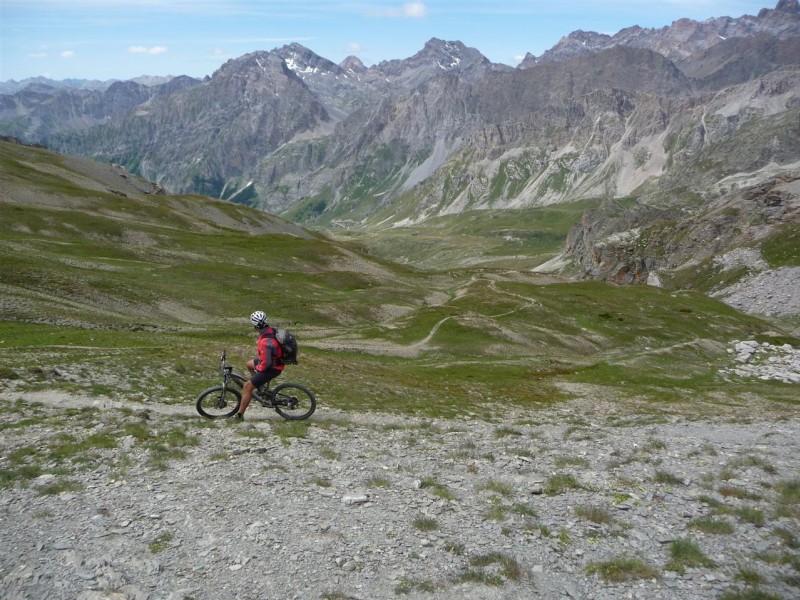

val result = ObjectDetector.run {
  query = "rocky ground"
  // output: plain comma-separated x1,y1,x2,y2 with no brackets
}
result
713,267,800,323
1,382,799,600
720,340,800,383
708,246,800,333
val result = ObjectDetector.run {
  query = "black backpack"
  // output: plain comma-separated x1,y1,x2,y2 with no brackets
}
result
275,329,298,365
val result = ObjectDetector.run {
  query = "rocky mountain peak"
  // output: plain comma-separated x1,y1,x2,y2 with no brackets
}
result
522,30,613,66
267,44,379,122
417,37,492,72
213,50,280,79
274,43,345,78
567,29,612,43
726,1,800,48
524,1,800,66
212,45,344,89
758,0,800,28
772,0,799,13
371,37,502,86
339,55,366,74
420,37,467,62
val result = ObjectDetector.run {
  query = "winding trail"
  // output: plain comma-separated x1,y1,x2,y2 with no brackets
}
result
305,275,542,358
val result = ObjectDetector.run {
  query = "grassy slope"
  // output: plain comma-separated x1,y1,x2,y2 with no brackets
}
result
327,201,600,271
1,140,797,419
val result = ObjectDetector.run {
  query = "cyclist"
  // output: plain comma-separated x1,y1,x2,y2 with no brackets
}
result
234,310,284,420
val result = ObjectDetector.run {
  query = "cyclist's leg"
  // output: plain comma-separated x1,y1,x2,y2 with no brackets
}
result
246,358,259,376
270,367,283,382
238,367,284,417
239,368,272,417
259,368,283,401
263,367,282,388
238,381,255,417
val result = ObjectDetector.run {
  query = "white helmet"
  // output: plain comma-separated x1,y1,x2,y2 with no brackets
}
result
250,310,268,328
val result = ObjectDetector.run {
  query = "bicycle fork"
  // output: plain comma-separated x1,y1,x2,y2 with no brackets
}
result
216,375,234,409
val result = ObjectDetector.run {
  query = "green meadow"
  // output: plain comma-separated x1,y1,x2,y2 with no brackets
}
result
1,140,797,420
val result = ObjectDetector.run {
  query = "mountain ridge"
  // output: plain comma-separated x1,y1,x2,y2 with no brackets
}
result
1,2,798,311
519,0,800,67
2,122,800,600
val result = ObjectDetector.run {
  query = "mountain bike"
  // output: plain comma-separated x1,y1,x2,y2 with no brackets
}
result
195,351,316,420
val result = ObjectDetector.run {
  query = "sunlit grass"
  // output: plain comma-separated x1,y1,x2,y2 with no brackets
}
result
544,473,582,496
666,539,716,574
586,557,660,582
1,138,798,424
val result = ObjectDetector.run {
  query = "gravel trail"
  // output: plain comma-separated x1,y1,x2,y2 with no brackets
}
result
1,388,799,600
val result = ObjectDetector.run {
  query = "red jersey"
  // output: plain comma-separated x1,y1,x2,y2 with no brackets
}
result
256,327,285,372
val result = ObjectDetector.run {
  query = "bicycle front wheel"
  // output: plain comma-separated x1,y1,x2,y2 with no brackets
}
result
195,385,241,419
272,382,316,420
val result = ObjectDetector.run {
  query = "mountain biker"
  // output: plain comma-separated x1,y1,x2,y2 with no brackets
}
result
234,310,284,420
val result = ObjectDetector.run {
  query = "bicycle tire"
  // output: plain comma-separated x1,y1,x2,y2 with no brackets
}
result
195,385,241,419
272,382,316,420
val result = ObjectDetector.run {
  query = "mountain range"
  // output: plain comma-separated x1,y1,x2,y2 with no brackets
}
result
1,1,798,313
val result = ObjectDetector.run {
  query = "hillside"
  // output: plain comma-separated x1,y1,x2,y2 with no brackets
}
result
1,138,797,411
1,3,798,317
1,139,799,600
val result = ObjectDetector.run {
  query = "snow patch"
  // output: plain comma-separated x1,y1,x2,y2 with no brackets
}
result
285,57,319,75
437,56,461,70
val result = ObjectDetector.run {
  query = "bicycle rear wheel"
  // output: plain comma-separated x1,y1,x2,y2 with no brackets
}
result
272,382,316,420
195,385,241,418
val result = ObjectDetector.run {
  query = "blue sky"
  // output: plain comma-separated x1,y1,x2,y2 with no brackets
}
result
0,1,777,82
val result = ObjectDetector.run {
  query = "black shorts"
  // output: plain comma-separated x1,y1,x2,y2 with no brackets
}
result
251,366,281,388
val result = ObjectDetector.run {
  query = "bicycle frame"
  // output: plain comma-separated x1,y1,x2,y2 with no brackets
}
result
218,350,274,400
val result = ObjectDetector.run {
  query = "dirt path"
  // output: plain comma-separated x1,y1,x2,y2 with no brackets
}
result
2,386,799,600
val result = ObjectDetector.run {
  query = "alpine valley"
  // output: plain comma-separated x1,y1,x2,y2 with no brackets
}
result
2,1,799,325
3,7,800,598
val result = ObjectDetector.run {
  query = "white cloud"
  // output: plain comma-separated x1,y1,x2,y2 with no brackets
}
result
60,51,75,59
346,42,364,55
368,2,428,18
28,52,48,58
403,2,428,18
128,46,168,54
